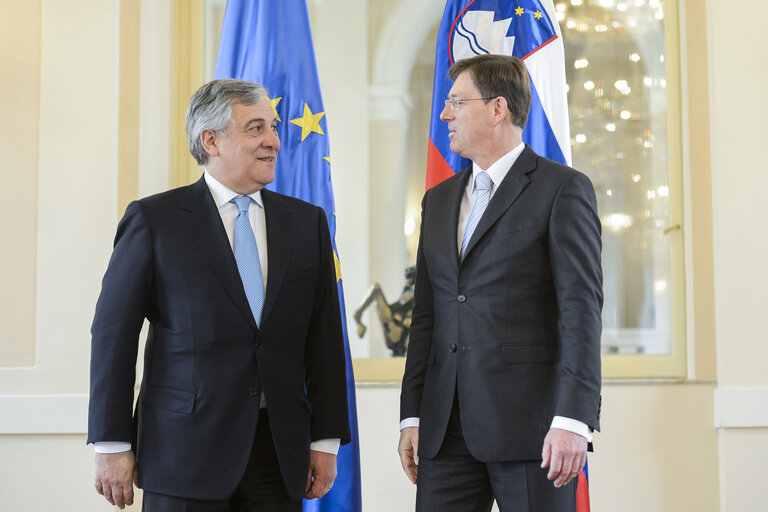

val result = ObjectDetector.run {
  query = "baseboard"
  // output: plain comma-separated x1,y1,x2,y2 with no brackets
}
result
0,395,88,434
714,387,768,428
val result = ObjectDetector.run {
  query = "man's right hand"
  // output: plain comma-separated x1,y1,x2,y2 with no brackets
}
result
397,426,419,484
94,451,138,509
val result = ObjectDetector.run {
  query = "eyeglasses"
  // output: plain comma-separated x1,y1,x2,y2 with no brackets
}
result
444,97,496,111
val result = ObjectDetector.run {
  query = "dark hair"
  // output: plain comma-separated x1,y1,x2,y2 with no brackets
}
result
448,54,531,129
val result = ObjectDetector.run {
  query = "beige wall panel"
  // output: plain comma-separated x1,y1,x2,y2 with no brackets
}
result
117,0,140,215
719,429,768,511
308,0,371,360
0,434,127,511
353,384,718,511
367,0,400,82
357,385,418,510
682,0,717,381
708,1,768,508
138,0,172,198
32,0,119,393
0,0,119,393
0,0,41,367
708,0,768,387
0,384,720,512
171,0,205,187
590,383,719,511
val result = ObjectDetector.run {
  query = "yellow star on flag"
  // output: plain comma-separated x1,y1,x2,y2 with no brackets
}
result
515,6,524,15
533,10,543,19
290,103,325,142
267,95,282,121
333,249,342,282
323,156,331,164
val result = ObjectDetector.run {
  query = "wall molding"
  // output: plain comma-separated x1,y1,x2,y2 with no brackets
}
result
714,387,768,428
368,85,413,122
8,387,762,433
0,395,88,434
370,0,444,92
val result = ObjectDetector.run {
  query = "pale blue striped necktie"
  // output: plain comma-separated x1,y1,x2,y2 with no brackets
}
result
461,171,492,260
231,196,265,327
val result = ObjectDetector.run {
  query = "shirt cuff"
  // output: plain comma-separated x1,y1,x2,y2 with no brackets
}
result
400,417,420,430
550,416,592,443
94,441,132,454
310,438,340,455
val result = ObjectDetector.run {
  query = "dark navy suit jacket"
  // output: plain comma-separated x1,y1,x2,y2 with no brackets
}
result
88,176,350,500
401,145,602,461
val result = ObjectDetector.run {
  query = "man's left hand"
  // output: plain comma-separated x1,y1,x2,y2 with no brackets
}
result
305,450,337,500
540,428,587,488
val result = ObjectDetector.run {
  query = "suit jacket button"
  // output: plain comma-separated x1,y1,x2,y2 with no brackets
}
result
255,342,263,350
449,343,457,353
457,294,466,303
248,387,259,397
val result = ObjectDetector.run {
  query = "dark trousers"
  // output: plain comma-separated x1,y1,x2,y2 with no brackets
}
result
416,395,577,512
142,409,301,512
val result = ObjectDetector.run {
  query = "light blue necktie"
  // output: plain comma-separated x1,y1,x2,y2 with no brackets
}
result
231,196,265,327
461,171,492,260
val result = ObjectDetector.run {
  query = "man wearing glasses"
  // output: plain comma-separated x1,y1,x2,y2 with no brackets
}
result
398,54,603,511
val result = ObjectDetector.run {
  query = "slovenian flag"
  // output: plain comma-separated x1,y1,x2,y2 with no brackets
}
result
427,1,591,510
427,0,572,186
214,1,363,511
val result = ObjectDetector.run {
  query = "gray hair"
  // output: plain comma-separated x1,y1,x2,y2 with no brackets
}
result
186,79,269,166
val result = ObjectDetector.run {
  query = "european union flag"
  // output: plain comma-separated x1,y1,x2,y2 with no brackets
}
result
214,1,362,511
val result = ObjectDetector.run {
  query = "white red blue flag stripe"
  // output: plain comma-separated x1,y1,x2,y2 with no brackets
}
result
427,0,572,188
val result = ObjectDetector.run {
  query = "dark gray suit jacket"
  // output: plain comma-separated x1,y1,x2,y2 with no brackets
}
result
401,145,602,461
88,176,350,501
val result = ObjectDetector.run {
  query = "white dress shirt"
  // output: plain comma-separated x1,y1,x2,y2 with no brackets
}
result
95,172,339,455
401,142,591,443
203,171,268,288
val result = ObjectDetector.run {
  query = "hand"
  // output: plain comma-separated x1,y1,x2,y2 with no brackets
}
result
305,450,337,500
94,451,138,509
397,427,419,484
540,428,587,488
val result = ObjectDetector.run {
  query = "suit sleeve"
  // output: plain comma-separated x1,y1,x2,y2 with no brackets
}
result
400,190,435,421
548,171,603,431
303,207,351,445
87,201,154,445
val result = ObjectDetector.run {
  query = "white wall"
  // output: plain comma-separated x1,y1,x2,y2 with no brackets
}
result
0,0,119,396
707,0,768,510
307,0,373,359
0,0,122,509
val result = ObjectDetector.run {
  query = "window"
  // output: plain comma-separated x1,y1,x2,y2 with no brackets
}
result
185,0,687,381
561,0,685,377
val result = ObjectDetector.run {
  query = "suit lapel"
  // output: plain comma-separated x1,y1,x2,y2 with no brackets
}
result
177,176,258,332
434,167,472,273
461,145,536,261
260,189,292,324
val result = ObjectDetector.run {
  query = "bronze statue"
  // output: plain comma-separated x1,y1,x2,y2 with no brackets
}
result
353,266,416,357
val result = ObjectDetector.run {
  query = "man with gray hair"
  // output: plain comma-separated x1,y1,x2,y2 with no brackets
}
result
88,79,351,512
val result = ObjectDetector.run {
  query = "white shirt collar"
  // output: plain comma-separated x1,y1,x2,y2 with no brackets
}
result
203,170,264,209
470,141,526,190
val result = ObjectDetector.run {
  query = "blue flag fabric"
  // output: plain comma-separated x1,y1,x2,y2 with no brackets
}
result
426,1,590,510
214,1,362,510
